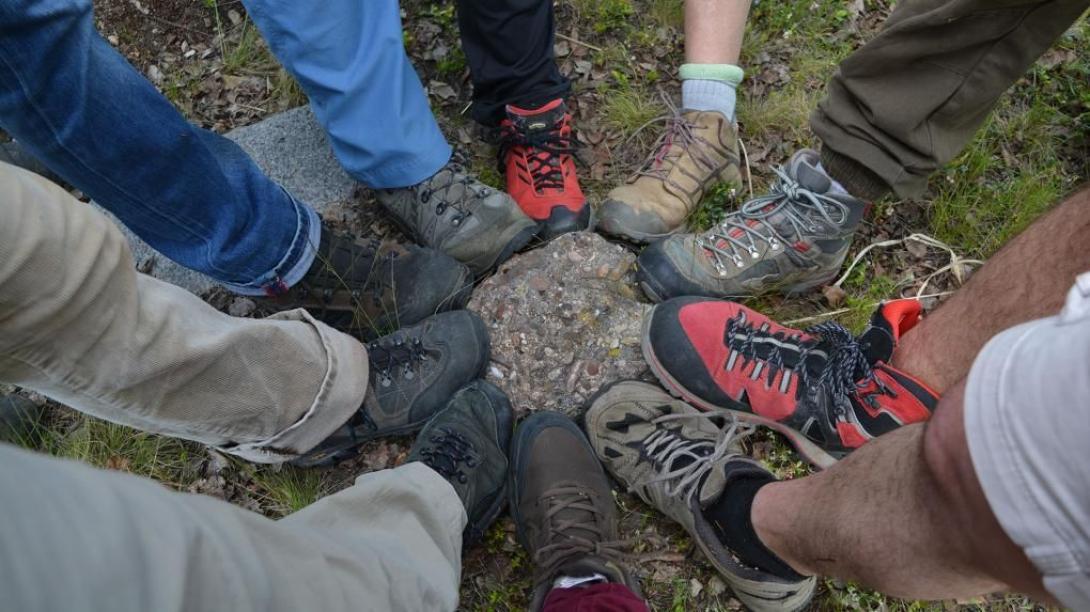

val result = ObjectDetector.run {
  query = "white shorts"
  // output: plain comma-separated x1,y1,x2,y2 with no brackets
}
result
965,272,1090,609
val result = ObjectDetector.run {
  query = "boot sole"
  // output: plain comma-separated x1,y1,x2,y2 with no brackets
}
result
640,309,842,470
597,220,687,246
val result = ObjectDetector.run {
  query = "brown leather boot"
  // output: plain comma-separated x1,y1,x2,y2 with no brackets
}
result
509,412,642,610
598,110,742,244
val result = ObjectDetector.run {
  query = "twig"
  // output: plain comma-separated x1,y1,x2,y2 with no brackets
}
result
832,232,984,292
779,290,959,327
556,32,603,52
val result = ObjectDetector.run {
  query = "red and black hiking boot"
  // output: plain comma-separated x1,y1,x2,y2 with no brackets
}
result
642,296,937,468
498,98,590,240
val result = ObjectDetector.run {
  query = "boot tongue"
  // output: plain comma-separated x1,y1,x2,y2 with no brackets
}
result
857,299,923,364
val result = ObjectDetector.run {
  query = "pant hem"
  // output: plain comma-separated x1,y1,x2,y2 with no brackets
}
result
223,309,368,463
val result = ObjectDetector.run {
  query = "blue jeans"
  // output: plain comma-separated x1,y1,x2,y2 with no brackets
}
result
0,0,449,294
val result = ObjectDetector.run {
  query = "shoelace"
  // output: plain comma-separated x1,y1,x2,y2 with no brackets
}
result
723,313,894,418
418,427,478,484
497,117,577,192
367,337,427,388
301,235,391,309
415,163,481,227
534,485,633,580
636,410,754,504
699,165,851,275
633,113,721,182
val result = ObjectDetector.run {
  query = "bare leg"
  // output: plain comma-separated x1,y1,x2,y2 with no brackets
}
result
893,186,1090,392
684,0,750,64
751,379,1051,602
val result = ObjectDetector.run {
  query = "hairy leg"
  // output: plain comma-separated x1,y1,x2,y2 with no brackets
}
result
893,186,1090,392
751,379,1050,602
684,0,750,64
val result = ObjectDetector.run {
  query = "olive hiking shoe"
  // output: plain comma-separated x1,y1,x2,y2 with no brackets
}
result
294,310,490,467
260,225,472,340
510,412,641,610
598,110,741,244
408,380,514,545
376,160,539,277
637,149,866,302
585,381,816,612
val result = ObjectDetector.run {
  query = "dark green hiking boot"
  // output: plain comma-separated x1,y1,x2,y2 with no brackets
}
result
408,380,514,545
585,381,816,612
376,160,539,277
0,394,45,444
259,224,473,340
294,310,490,467
510,412,641,611
637,149,865,302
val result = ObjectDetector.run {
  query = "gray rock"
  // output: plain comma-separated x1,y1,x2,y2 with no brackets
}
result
468,232,654,417
97,106,361,295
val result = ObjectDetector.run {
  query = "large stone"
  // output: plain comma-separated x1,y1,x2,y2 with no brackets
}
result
99,106,360,295
468,232,653,417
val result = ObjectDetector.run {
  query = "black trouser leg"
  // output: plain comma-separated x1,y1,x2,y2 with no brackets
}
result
455,0,570,125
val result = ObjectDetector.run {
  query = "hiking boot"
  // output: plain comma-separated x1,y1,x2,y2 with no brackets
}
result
0,394,45,444
260,225,472,340
636,149,866,302
294,310,490,467
376,160,539,277
585,380,816,612
599,110,741,244
408,380,514,545
509,412,641,610
642,296,938,468
498,99,591,240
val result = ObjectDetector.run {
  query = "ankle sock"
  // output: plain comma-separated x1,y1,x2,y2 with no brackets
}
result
680,63,744,122
703,471,805,581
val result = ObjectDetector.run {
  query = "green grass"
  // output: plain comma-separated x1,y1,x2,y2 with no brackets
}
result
602,86,668,136
28,412,200,487
250,465,327,516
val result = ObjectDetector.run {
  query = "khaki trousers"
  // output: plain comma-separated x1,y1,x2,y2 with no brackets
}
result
812,0,1089,199
0,162,366,462
0,443,466,611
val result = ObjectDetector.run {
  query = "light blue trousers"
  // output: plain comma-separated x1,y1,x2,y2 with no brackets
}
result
244,0,452,188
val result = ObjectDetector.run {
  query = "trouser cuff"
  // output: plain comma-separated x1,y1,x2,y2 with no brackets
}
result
819,146,893,202
221,308,368,463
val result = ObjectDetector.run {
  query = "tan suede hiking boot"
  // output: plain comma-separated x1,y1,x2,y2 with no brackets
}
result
598,110,742,244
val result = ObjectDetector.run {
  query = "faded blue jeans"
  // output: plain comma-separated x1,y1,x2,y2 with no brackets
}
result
0,0,449,294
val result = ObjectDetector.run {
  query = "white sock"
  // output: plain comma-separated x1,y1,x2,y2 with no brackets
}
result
682,79,739,121
816,161,851,196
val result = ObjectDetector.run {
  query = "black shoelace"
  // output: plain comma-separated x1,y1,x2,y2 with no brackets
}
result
723,313,893,417
497,119,577,192
300,234,391,309
416,165,476,226
367,337,427,388
418,428,478,484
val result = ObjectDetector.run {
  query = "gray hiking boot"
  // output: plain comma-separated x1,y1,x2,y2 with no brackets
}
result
509,412,641,610
294,310,490,467
585,381,816,612
408,380,514,545
376,160,539,277
636,149,866,302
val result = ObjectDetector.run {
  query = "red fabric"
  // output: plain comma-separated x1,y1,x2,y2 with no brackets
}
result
541,583,650,612
678,301,806,421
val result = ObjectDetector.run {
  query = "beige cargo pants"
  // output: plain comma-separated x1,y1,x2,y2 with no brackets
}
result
0,162,466,610
812,0,1089,199
0,162,367,463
